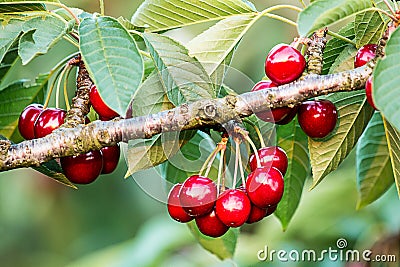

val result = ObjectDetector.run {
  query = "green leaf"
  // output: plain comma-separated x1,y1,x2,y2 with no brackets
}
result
0,74,47,142
125,72,194,175
328,45,358,74
383,119,400,198
126,131,195,176
309,91,374,188
187,14,257,78
187,221,239,260
354,0,388,48
18,14,68,64
373,27,400,130
0,43,18,86
0,18,23,62
275,118,310,230
0,3,45,13
79,16,144,116
297,0,372,37
322,22,355,75
143,33,215,105
32,160,77,189
131,0,254,32
356,112,394,208
130,71,174,118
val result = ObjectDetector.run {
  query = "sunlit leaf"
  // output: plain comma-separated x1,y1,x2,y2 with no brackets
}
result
143,33,214,105
356,112,394,208
79,16,144,115
187,14,257,79
275,118,310,230
131,0,254,32
298,0,372,36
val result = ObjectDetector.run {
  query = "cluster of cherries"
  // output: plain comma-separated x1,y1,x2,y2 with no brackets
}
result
354,44,378,110
252,43,338,139
167,145,287,238
18,85,120,184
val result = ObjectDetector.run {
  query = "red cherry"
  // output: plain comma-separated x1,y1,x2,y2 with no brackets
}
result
246,204,267,224
34,108,66,138
365,76,377,110
249,146,288,175
251,81,295,123
100,144,120,174
246,167,284,208
265,44,306,85
89,85,119,119
275,106,298,125
297,100,338,139
18,104,43,139
215,189,251,227
60,150,103,184
354,44,377,68
167,184,193,223
265,204,277,217
179,175,217,217
195,209,229,238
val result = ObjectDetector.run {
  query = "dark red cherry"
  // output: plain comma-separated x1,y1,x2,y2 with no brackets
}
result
365,76,377,110
265,204,277,217
34,108,66,138
18,104,43,139
179,175,217,217
246,167,284,209
354,44,377,68
297,100,338,139
60,150,103,184
251,81,295,123
167,183,193,223
100,144,120,174
275,105,298,125
89,85,119,119
215,189,251,227
246,204,267,224
195,209,229,238
265,44,306,85
249,146,288,175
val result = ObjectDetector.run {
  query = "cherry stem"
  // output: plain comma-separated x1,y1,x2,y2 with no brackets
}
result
382,0,397,16
44,67,65,108
237,142,246,187
298,0,306,8
55,64,69,109
99,0,105,16
63,66,73,110
233,139,240,188
244,135,261,168
217,146,226,196
200,146,219,177
244,119,266,147
327,31,356,46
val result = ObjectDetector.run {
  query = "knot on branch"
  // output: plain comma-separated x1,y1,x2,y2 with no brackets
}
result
305,28,328,75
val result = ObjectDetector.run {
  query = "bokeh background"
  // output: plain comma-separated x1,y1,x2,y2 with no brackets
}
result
0,0,399,266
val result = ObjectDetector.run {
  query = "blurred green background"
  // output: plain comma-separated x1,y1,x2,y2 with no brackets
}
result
0,1,399,266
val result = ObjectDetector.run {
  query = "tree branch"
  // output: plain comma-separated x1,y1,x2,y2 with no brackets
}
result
0,62,374,171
